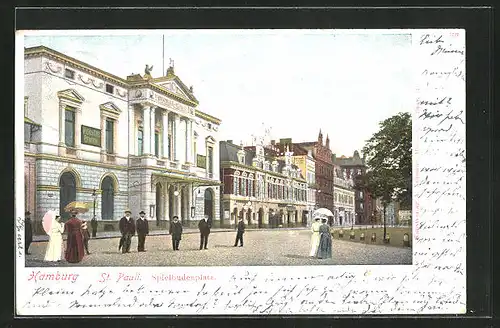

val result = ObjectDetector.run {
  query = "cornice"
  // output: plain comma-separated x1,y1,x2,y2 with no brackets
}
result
25,46,129,88
195,110,222,125
221,161,307,184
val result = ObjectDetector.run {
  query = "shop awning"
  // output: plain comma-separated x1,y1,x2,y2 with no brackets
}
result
152,172,222,187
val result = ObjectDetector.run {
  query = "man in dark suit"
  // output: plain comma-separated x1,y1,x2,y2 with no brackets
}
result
90,216,98,238
234,216,245,247
136,210,149,252
25,211,33,255
119,209,135,253
198,215,211,250
81,220,91,255
169,216,183,250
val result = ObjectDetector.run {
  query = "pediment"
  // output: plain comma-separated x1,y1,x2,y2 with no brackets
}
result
155,81,191,100
206,136,216,144
57,89,85,103
99,102,122,115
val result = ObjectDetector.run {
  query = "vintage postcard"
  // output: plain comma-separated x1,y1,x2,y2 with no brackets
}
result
15,29,465,315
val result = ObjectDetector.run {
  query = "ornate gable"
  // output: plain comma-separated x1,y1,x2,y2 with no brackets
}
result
57,89,85,104
99,102,122,116
151,66,198,104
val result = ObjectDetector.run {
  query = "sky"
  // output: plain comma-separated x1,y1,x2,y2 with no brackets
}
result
23,30,413,157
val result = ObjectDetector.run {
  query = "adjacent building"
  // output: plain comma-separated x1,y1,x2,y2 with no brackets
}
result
219,138,308,228
332,163,355,227
295,131,334,214
333,151,375,225
23,45,221,230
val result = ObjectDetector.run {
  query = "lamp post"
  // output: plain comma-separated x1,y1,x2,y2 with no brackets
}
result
92,189,97,219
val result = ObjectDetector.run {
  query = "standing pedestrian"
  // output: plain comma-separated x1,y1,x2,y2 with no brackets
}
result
90,216,98,238
198,215,211,250
234,217,245,247
309,217,321,257
44,211,64,262
25,211,33,255
64,210,85,263
316,218,333,259
119,209,136,253
81,220,91,255
169,216,183,250
136,210,149,252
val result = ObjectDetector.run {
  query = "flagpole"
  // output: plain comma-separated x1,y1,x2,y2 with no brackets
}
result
162,35,165,75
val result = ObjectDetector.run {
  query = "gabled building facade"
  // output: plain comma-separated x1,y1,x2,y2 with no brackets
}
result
23,46,220,231
219,138,308,229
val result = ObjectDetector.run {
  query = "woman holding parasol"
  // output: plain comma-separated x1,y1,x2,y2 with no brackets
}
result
43,210,64,262
63,201,89,263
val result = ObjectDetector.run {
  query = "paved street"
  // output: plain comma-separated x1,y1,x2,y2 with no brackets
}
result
26,229,412,267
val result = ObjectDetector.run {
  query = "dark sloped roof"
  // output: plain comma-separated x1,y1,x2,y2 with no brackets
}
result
219,141,253,166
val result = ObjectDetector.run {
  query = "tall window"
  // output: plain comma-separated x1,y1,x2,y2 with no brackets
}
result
154,132,160,157
233,177,238,195
168,134,172,159
242,179,247,196
193,140,197,161
105,118,114,153
137,129,143,156
207,146,214,175
64,108,75,147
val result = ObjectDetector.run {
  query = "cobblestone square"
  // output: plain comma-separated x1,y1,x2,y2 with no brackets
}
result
26,229,412,267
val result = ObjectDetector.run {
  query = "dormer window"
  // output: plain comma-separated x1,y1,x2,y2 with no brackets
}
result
105,84,114,94
64,68,75,79
237,150,245,164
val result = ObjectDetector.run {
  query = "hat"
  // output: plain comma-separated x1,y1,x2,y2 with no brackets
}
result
124,209,132,214
139,210,146,215
25,211,31,215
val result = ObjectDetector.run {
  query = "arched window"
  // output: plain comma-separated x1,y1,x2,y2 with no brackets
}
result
59,171,77,221
241,178,247,196
101,176,115,220
233,177,238,195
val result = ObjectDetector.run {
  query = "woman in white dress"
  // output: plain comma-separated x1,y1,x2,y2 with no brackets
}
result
44,212,64,262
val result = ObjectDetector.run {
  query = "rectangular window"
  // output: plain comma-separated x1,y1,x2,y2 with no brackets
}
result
154,132,160,157
105,118,114,153
207,146,214,174
105,84,114,94
64,108,75,147
64,69,75,79
137,129,143,156
168,134,172,159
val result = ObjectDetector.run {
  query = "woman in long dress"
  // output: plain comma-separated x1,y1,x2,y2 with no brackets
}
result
309,217,321,257
316,218,333,259
44,213,64,262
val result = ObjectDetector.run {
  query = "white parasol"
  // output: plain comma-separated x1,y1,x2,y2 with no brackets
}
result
42,210,56,235
313,208,334,218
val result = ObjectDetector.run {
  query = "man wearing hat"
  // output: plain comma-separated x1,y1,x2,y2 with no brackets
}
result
136,210,149,252
119,209,136,253
81,220,91,255
25,211,33,255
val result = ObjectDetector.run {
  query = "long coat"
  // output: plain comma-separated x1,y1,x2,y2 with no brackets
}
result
237,220,245,233
136,218,149,235
44,219,64,262
316,223,333,259
25,218,33,244
119,217,136,235
198,219,211,236
169,221,183,240
64,217,85,263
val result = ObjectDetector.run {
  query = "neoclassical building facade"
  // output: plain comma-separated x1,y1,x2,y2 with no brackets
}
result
219,140,308,228
23,46,220,229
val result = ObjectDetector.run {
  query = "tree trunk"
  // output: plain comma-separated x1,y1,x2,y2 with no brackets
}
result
383,202,387,240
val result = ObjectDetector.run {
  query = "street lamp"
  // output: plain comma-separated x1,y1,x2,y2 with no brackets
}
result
92,189,97,219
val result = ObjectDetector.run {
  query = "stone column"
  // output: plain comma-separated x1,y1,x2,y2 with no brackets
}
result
150,107,156,157
186,119,193,163
176,186,182,218
58,103,65,146
173,114,181,161
187,184,193,220
142,106,151,155
164,184,170,221
128,105,135,155
162,110,169,159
